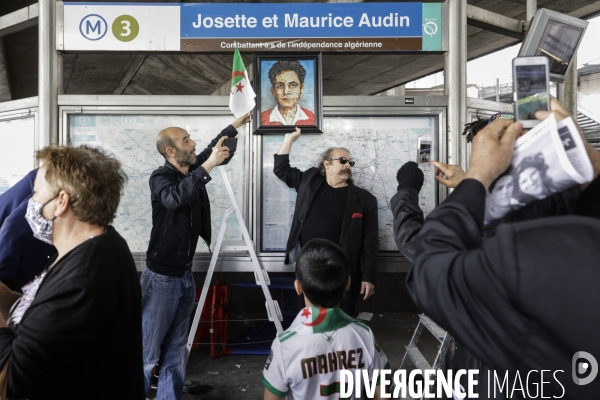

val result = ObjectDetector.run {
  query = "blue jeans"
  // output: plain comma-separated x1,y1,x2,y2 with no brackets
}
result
141,267,195,400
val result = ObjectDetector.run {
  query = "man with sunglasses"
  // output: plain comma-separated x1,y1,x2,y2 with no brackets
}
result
273,127,378,317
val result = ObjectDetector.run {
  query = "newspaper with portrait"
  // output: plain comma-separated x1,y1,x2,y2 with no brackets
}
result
484,114,594,223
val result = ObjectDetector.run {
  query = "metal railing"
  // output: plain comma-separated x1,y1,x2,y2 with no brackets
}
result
577,92,600,125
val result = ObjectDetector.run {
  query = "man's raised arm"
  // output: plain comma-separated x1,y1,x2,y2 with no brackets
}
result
273,128,305,190
276,127,301,155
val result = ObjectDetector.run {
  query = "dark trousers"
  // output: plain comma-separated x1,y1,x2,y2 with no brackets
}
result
340,268,362,317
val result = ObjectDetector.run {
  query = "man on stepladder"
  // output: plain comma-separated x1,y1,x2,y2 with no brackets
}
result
141,113,250,400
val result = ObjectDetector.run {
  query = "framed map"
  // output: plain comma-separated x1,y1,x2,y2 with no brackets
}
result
68,114,247,253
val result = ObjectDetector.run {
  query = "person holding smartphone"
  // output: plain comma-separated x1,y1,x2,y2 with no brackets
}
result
401,98,600,398
273,127,378,317
141,112,250,400
391,101,585,396
392,99,600,398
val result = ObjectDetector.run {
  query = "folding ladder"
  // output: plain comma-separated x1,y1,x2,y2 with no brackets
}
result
397,314,455,399
185,166,284,361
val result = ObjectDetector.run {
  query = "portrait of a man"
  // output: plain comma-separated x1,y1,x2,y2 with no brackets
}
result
260,60,315,126
484,166,514,223
253,53,322,134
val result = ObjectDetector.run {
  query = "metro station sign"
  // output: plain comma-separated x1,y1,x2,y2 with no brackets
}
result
60,2,444,52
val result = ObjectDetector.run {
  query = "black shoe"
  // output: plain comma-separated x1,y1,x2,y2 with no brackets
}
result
183,381,212,394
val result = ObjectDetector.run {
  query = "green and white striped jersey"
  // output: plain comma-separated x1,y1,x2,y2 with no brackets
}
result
262,307,389,399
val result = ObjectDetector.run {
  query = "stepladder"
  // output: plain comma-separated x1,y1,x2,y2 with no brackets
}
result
185,166,284,361
397,314,455,399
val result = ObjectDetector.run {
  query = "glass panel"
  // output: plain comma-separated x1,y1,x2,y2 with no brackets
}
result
261,116,437,252
0,117,35,195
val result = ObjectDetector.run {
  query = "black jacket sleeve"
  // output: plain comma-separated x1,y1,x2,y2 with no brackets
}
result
150,167,212,211
273,154,305,191
359,194,379,284
406,179,526,370
390,188,424,263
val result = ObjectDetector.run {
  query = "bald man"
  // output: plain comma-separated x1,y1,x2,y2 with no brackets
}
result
141,113,250,400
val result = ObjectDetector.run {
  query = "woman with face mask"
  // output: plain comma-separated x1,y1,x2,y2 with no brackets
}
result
0,145,145,399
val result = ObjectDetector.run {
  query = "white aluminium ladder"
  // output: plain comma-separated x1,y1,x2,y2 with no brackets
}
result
185,166,284,360
397,314,454,399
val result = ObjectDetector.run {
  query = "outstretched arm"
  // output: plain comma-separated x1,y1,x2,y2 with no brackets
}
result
430,161,466,188
273,128,306,190
277,127,301,155
232,112,252,130
391,188,423,263
391,161,425,262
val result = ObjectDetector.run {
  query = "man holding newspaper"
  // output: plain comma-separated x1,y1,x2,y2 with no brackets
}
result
405,98,600,398
483,107,594,219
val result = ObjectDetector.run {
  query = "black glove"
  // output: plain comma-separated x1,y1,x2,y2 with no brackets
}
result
396,161,424,192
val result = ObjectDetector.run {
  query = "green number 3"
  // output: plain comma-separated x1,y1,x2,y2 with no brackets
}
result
112,15,139,42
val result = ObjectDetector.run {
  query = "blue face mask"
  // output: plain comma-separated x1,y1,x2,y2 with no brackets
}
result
24,196,58,245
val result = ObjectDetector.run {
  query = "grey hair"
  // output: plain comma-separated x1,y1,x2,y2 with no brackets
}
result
317,147,354,184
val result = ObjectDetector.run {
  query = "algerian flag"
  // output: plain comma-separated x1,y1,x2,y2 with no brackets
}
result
229,47,255,117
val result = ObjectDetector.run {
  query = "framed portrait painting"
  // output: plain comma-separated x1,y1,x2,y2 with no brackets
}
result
252,53,323,134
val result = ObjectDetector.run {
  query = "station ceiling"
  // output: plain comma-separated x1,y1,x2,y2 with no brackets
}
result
1,0,600,101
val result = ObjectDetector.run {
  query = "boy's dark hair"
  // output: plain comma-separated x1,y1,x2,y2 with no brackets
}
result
295,239,350,308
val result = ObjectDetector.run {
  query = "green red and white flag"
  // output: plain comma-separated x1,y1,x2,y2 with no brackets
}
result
229,47,255,117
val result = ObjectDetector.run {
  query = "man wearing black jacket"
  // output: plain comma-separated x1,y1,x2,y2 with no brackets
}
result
407,105,600,399
274,127,378,317
142,113,250,400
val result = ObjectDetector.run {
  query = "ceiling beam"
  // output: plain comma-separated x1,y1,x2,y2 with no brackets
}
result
112,54,147,94
568,0,600,19
466,4,525,40
0,3,38,38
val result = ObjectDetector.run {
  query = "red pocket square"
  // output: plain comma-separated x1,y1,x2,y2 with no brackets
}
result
351,213,363,219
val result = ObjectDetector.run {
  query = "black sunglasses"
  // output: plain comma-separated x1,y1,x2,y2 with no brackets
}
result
328,157,355,167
